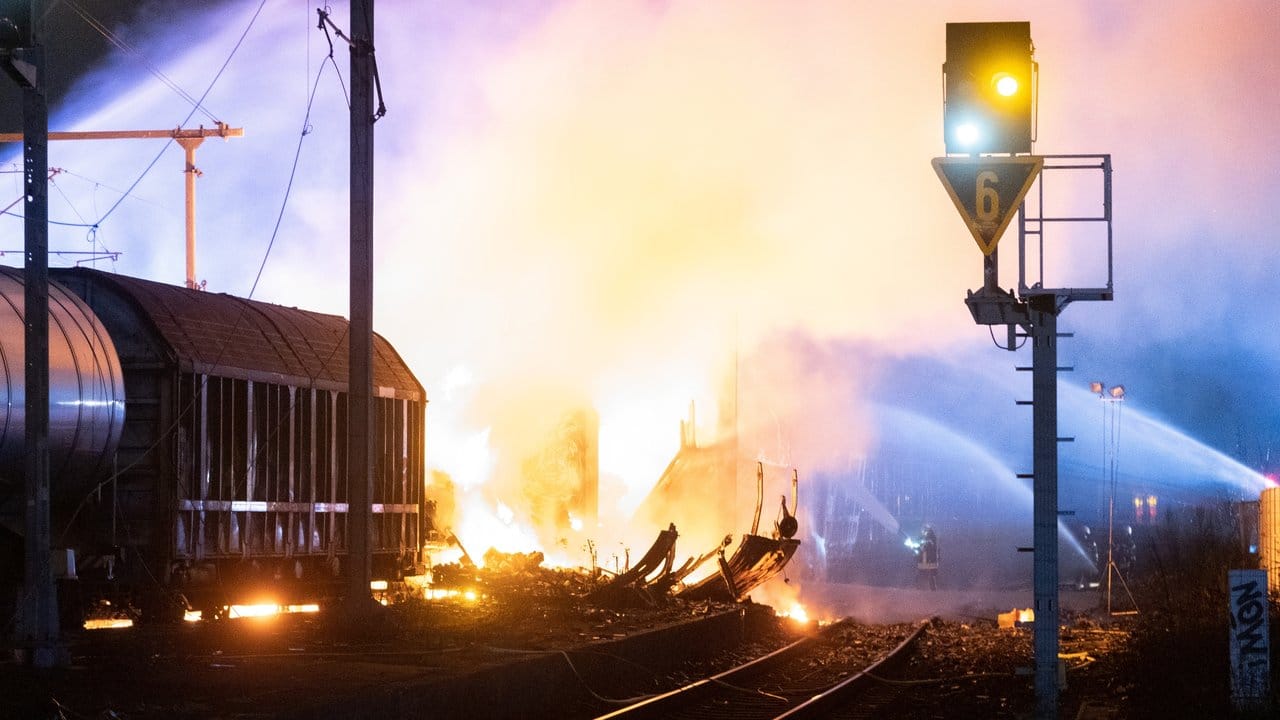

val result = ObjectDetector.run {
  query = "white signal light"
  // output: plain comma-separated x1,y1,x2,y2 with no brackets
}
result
955,123,981,146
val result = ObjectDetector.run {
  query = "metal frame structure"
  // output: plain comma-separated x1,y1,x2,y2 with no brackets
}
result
1018,154,1114,302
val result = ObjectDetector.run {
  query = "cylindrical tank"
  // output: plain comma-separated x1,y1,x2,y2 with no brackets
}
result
1260,487,1280,595
0,267,125,495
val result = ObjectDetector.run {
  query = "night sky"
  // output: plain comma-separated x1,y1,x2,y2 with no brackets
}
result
3,1,1278,552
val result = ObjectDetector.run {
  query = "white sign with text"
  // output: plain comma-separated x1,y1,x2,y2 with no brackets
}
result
1228,569,1271,710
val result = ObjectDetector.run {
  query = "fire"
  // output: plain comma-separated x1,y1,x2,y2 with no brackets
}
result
998,607,1036,628
780,603,809,624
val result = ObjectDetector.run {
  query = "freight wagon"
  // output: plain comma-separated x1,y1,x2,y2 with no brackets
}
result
0,266,425,622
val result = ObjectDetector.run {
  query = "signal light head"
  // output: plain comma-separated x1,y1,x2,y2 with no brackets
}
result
944,22,1034,155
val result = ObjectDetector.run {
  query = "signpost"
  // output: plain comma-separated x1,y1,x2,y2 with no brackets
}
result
1228,569,1271,711
934,24,1115,718
932,156,1042,255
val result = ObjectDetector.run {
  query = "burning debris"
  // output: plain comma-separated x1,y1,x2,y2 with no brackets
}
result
678,532,801,602
425,461,804,612
997,607,1036,630
417,403,805,617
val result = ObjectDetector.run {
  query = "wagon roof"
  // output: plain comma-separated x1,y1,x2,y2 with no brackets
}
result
54,267,424,402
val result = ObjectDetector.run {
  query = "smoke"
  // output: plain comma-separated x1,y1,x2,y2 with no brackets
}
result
3,0,1278,574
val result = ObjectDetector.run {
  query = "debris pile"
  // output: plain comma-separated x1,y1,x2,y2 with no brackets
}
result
891,615,1136,718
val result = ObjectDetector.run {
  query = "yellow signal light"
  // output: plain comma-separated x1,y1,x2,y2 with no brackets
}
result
993,72,1019,97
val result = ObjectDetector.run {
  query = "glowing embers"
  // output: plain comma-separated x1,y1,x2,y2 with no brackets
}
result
83,618,134,630
84,601,321,628
82,600,135,630
425,588,482,603
224,603,321,619
407,563,484,604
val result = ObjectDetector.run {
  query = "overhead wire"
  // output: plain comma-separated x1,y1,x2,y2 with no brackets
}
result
89,0,268,229
3,1,269,234
51,0,279,586
249,38,337,297
316,7,351,110
55,7,396,609
61,0,221,125
4,0,279,631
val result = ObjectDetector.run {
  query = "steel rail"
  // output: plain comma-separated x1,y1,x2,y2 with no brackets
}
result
776,618,932,719
594,618,930,720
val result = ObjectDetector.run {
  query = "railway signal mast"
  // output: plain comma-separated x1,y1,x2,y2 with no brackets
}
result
932,22,1114,718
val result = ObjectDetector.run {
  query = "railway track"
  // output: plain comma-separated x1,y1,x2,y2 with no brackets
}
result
593,617,932,720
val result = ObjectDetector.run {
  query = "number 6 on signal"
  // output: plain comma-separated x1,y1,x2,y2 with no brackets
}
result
976,170,999,224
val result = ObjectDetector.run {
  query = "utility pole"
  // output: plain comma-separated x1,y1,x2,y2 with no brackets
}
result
345,0,375,619
0,125,244,289
2,1,64,668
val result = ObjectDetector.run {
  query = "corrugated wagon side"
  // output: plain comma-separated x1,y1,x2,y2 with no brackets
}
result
49,267,426,619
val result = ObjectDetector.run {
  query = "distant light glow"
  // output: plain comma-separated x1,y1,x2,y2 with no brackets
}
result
184,610,202,622
229,603,280,618
370,580,389,591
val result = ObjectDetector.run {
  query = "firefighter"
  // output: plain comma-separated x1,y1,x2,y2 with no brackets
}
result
916,525,939,591
1116,524,1137,577
1076,525,1101,590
